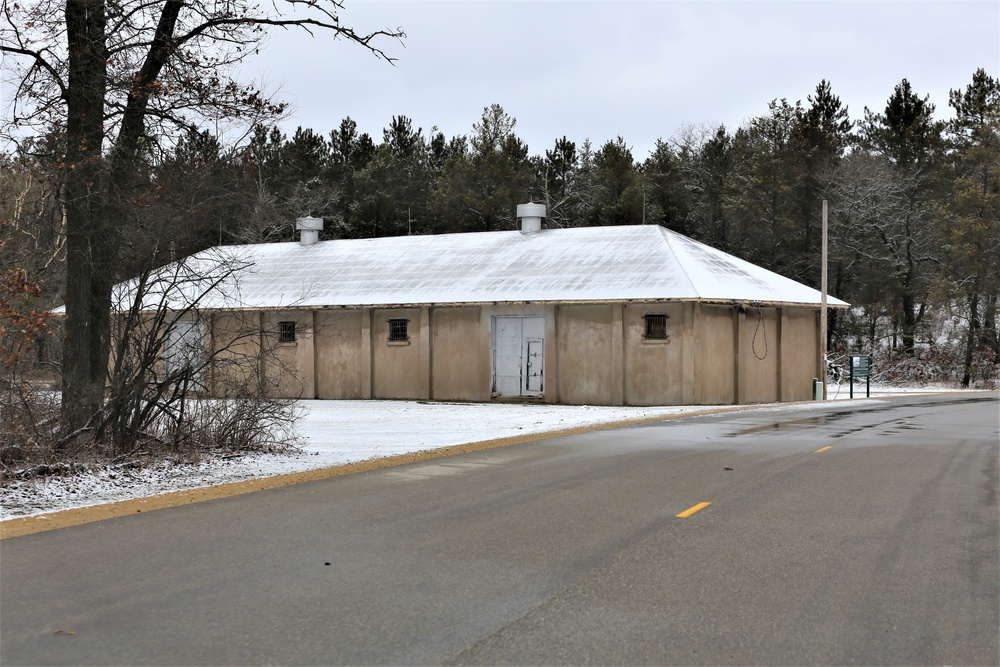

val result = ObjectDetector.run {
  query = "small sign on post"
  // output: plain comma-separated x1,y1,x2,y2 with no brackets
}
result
850,355,872,398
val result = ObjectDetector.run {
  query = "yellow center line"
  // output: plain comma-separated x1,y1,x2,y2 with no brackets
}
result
814,446,832,453
676,502,711,518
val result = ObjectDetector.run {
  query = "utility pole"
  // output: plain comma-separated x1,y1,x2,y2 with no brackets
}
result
821,199,829,400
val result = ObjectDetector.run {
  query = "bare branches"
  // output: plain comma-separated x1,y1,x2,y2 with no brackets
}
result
1,1,69,138
91,247,297,456
1,1,404,437
0,43,67,101
1,1,404,142
176,13,404,64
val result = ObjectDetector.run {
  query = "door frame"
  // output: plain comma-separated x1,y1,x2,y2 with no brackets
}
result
491,315,545,398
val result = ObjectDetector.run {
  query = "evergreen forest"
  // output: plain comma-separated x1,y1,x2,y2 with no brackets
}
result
3,72,998,390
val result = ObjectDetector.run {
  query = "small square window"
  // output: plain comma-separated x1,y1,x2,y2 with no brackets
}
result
644,313,669,340
279,320,296,343
388,318,409,342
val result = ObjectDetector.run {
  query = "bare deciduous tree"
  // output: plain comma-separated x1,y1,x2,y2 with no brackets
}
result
1,1,403,440
828,151,939,354
91,249,303,459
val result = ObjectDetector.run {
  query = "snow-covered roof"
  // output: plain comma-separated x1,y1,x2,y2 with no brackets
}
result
124,225,849,311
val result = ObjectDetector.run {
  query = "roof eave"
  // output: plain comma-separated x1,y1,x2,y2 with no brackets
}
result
146,296,850,313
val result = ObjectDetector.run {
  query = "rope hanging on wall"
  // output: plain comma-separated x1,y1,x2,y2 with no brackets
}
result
752,305,768,361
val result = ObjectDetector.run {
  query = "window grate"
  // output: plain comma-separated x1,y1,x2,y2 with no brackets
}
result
644,313,669,340
279,320,296,343
388,318,409,342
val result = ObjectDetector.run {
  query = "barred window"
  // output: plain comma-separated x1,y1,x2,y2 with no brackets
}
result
643,313,669,340
388,318,409,342
279,320,296,343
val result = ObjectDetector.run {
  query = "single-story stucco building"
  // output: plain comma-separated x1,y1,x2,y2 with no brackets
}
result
150,204,847,406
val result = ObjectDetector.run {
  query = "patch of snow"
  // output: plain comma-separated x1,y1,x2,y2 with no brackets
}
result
1,401,716,520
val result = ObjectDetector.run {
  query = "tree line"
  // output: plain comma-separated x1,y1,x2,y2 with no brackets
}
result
8,73,996,387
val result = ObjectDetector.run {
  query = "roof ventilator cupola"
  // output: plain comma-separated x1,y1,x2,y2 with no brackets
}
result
516,202,546,234
296,216,323,246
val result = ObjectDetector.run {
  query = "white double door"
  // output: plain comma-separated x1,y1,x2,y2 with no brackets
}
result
492,316,544,398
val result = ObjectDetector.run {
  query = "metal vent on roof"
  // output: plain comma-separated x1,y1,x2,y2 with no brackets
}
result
296,216,323,246
516,202,546,234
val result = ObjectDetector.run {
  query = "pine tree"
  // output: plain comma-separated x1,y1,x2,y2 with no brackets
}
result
858,79,945,354
592,137,642,226
937,69,1000,385
541,136,579,227
642,139,690,234
432,105,534,232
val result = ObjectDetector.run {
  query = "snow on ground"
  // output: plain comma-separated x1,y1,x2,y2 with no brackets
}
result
0,385,968,520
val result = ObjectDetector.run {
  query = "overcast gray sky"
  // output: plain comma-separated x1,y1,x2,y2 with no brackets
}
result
245,1,999,160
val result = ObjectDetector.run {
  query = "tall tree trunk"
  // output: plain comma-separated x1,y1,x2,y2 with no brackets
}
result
60,0,185,443
901,292,917,355
869,309,877,351
828,259,846,351
962,277,982,388
981,293,998,362
60,0,109,442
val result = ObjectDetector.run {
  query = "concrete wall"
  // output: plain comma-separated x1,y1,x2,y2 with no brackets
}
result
694,304,736,405
623,302,687,406
372,308,425,400
556,304,617,405
261,310,314,399
315,310,365,399
738,306,780,403
209,309,316,399
432,307,487,401
205,301,824,406
781,308,820,401
209,311,262,397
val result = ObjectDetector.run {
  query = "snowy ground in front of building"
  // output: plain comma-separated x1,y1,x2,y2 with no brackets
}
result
0,385,968,520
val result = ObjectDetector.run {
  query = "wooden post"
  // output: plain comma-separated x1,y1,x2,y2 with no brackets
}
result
821,199,829,400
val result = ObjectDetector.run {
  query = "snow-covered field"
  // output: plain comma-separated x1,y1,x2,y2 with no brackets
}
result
0,386,967,521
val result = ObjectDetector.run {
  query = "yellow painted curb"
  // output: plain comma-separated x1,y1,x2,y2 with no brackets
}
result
4,393,966,540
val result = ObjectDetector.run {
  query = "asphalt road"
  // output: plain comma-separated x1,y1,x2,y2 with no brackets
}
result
2,392,998,666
